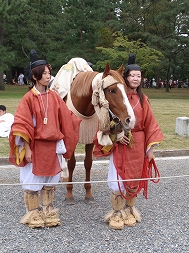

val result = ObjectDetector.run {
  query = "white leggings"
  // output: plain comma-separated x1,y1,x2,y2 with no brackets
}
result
20,163,61,191
107,154,125,192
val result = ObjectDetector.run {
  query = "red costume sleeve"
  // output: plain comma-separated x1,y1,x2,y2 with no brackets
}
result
143,95,164,149
9,91,35,166
9,90,81,167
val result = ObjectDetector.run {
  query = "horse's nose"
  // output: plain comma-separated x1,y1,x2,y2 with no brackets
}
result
125,117,130,125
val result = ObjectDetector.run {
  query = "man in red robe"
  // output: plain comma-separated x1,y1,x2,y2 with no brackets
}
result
9,55,81,228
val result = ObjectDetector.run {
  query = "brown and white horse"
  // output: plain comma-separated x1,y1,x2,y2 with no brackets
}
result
51,61,135,204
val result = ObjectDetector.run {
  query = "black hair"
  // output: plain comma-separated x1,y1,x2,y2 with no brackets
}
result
31,63,52,83
0,105,6,111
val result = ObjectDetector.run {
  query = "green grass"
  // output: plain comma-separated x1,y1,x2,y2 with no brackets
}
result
0,84,28,114
1,84,189,157
144,88,189,150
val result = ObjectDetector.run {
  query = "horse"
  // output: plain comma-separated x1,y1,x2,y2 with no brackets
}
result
50,58,136,204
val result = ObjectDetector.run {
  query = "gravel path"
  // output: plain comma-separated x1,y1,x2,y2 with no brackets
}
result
0,157,189,253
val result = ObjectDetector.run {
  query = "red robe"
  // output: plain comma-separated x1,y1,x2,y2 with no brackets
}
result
9,88,81,176
93,93,164,190
113,93,164,189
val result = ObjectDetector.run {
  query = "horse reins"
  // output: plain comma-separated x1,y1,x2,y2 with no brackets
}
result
115,144,160,200
108,108,129,134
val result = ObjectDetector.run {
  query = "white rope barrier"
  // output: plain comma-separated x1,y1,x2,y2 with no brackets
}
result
0,174,189,186
0,157,189,187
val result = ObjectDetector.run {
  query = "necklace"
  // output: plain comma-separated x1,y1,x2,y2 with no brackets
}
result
39,91,48,124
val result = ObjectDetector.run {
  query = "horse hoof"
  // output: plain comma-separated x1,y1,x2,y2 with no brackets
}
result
65,198,75,205
84,197,95,204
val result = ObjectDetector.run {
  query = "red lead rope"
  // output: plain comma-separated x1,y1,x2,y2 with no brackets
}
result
138,157,160,199
115,145,160,200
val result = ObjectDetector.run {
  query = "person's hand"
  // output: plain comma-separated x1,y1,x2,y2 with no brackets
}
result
25,147,32,163
24,141,32,163
146,147,154,162
119,135,130,145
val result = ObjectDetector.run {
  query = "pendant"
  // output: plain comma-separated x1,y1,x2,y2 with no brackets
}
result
44,118,48,125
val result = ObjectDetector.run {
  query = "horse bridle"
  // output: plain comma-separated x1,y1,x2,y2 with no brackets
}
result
102,80,129,134
108,108,129,134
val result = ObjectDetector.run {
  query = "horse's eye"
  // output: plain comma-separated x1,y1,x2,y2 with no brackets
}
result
109,89,116,94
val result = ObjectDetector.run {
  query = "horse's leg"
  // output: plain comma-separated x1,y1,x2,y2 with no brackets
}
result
65,153,76,205
60,157,69,182
84,143,95,204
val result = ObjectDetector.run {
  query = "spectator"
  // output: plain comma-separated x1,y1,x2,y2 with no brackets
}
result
0,105,14,137
169,79,172,89
18,73,25,85
3,73,7,84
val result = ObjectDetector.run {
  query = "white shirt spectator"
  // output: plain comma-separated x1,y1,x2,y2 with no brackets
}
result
0,106,14,137
18,73,25,85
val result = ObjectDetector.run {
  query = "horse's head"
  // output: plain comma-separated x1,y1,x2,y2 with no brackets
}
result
101,62,136,132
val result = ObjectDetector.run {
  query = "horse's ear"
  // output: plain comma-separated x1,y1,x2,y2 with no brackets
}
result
117,64,124,76
102,62,110,79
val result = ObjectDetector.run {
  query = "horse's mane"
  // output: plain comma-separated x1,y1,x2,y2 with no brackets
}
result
71,71,99,97
71,67,125,97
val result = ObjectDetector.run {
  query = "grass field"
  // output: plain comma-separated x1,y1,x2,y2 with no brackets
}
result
0,84,189,157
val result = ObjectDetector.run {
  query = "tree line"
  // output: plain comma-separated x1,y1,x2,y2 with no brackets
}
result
0,0,189,90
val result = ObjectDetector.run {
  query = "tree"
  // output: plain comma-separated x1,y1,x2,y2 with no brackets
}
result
1,0,123,81
0,0,20,89
119,0,189,91
95,32,164,73
1,0,188,89
59,0,122,67
7,0,67,75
